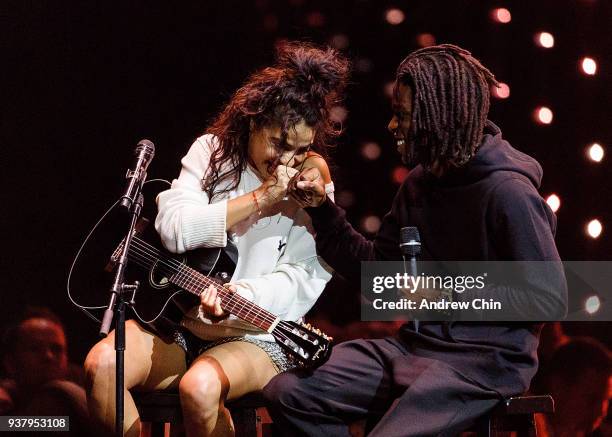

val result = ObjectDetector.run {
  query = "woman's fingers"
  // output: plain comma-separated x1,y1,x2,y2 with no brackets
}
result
274,165,299,190
213,295,223,317
261,165,299,206
199,284,225,317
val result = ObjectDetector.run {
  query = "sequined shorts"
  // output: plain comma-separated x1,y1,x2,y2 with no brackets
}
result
172,328,298,373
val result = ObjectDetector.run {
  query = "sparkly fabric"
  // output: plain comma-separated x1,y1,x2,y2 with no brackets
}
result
173,329,298,373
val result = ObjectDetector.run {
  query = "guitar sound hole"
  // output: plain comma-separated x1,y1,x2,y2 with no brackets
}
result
149,257,184,289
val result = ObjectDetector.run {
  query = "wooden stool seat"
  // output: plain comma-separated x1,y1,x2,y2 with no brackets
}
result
133,390,267,437
134,391,554,437
466,395,555,436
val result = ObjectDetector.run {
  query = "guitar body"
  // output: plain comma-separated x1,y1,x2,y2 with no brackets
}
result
110,220,236,325
87,183,333,367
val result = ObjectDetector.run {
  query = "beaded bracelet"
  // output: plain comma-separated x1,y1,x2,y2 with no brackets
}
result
252,191,262,216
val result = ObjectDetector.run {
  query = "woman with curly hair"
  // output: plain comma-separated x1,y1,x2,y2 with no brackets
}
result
84,41,349,437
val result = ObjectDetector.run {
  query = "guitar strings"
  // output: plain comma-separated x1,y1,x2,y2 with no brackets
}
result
130,238,277,326
129,238,323,346
133,249,271,324
129,239,277,325
64,182,319,358
126,236,323,352
126,246,317,355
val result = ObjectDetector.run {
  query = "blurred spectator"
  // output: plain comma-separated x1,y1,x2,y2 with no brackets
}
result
0,307,89,434
532,337,612,437
537,322,570,364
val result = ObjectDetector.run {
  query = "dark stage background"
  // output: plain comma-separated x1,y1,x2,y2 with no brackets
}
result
1,0,610,364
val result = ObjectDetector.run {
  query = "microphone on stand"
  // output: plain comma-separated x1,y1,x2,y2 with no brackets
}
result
400,226,421,331
104,138,155,436
120,139,155,210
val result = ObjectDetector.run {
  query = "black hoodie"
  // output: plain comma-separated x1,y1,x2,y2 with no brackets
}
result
306,121,567,397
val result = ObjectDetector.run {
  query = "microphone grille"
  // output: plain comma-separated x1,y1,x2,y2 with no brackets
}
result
399,226,421,257
136,139,155,158
400,226,420,244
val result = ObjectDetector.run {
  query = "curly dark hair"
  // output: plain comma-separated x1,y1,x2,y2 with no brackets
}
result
203,41,350,199
396,44,499,168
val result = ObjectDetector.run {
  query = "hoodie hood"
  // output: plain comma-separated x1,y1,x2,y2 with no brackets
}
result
433,121,543,188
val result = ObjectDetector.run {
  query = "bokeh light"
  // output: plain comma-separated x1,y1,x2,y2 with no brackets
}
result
329,106,348,124
385,8,405,25
586,143,605,163
392,166,410,184
586,219,603,239
416,33,436,47
330,34,349,50
361,215,382,233
535,32,555,48
490,8,511,24
585,295,601,315
491,82,510,99
546,194,561,213
580,57,597,75
361,142,382,160
534,106,553,124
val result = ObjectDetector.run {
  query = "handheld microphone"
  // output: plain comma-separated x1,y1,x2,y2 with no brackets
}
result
400,226,421,331
120,139,155,210
400,226,421,276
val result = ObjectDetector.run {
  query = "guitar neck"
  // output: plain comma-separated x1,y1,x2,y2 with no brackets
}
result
129,237,278,332
174,265,279,331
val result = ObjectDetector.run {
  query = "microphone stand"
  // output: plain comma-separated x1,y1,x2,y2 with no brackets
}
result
100,192,143,437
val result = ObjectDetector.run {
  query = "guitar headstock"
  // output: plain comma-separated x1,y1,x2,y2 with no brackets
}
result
271,321,333,367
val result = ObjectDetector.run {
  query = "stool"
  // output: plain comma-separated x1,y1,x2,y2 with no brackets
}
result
465,395,555,436
134,391,554,437
133,390,269,437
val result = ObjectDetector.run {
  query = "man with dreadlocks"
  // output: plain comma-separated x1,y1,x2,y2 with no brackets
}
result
264,44,567,435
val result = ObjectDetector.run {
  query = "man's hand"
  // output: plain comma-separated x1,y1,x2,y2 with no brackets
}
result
257,165,300,210
399,285,443,303
290,167,327,208
198,284,236,323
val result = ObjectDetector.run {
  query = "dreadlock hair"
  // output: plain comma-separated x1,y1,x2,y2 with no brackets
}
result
203,41,350,200
396,44,499,168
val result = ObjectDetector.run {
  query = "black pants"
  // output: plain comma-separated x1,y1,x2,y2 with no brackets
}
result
263,337,503,437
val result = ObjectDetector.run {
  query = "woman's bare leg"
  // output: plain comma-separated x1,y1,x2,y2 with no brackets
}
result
178,341,279,437
84,320,187,437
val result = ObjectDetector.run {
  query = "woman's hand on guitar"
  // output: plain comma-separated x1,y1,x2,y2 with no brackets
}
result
198,284,235,323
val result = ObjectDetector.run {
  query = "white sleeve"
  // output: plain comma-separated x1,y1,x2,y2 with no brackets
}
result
231,209,333,321
324,181,335,202
155,135,228,254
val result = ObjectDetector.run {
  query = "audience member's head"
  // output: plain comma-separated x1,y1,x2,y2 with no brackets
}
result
537,322,569,364
536,337,612,435
2,307,69,391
